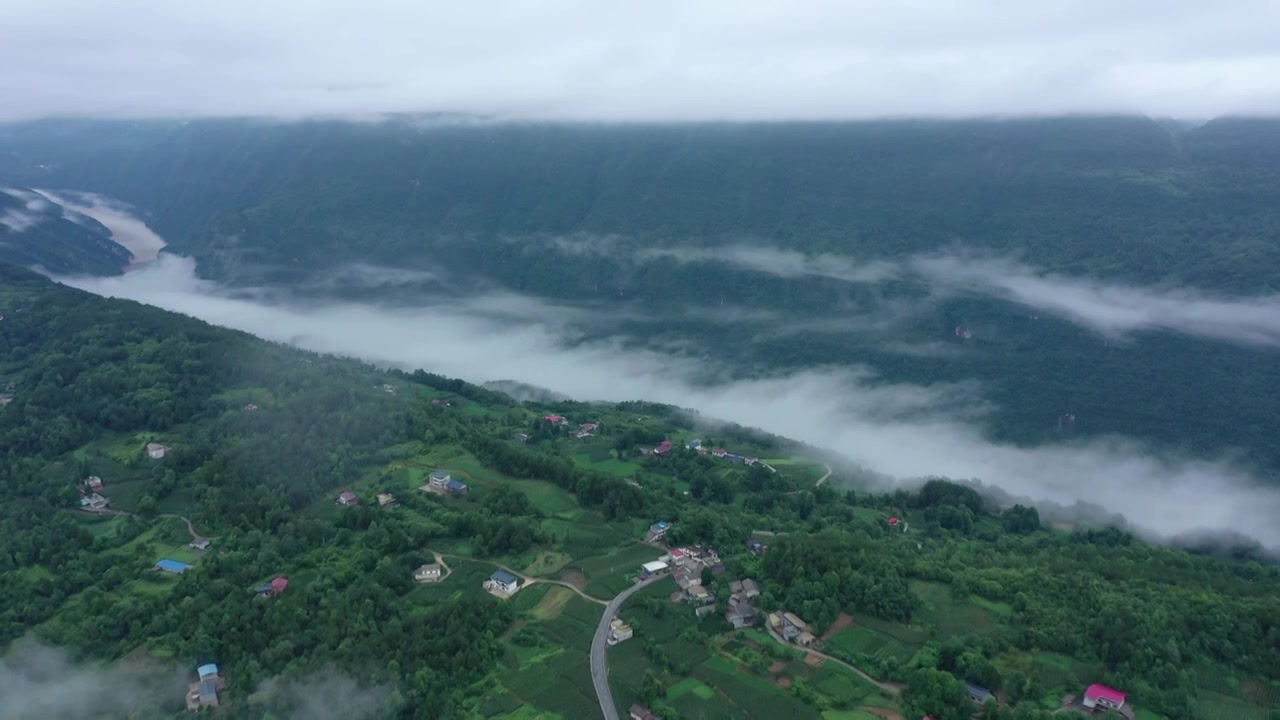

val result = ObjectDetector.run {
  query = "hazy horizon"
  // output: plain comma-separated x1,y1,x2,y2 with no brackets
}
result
2,1,1279,121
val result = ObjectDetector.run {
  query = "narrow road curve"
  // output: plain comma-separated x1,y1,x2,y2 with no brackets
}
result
764,626,902,695
591,574,665,720
433,551,607,605
815,463,833,487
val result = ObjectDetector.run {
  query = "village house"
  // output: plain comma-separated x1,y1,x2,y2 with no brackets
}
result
336,491,359,507
0,393,13,406
653,439,673,456
629,705,660,720
966,683,994,705
253,577,289,598
640,560,670,579
726,597,757,628
514,432,529,443
146,442,171,459
485,569,521,597
742,579,761,598
79,493,109,510
580,422,598,432
427,470,452,490
689,584,713,605
796,630,816,647
186,663,225,711
84,475,104,492
376,492,398,508
712,448,727,458
780,612,807,641
1083,684,1127,713
243,402,258,411
156,559,193,575
729,580,744,595
445,478,469,496
189,539,211,551
686,439,701,450
744,457,760,467
575,430,593,439
414,563,443,583
645,521,671,542
747,540,768,555
380,383,398,394
607,617,633,645
542,414,566,424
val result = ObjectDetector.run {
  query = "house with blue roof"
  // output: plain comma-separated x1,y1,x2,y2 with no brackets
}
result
445,478,469,496
485,569,520,595
197,663,218,679
186,662,225,710
155,559,192,574
646,521,671,542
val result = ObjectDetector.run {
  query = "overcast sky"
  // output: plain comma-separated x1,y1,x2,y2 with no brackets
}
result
2,0,1279,121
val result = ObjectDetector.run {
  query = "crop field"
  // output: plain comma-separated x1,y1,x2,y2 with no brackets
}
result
528,586,576,621
697,655,823,720
1029,652,1094,691
579,547,662,597
910,581,1003,635
1193,690,1271,720
504,645,599,719
825,627,917,665
813,663,878,707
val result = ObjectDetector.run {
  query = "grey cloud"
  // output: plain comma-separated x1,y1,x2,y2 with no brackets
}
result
1,1,1279,120
652,242,1280,349
0,639,186,720
912,254,1280,348
1,187,48,232
33,190,167,263
644,245,901,284
252,668,392,720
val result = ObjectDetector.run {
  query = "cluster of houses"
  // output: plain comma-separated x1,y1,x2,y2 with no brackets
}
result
664,546,725,615
539,415,599,439
769,611,816,647
606,616,634,645
78,475,110,510
484,569,522,598
186,663,224,711
648,438,764,468
420,470,469,497
725,579,761,628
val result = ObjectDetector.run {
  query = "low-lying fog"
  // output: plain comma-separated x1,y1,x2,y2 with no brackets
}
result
50,200,1280,551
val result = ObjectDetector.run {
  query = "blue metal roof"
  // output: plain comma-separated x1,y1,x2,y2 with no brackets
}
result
650,521,670,531
491,569,519,585
198,680,218,699
445,479,467,490
197,663,218,678
155,559,192,573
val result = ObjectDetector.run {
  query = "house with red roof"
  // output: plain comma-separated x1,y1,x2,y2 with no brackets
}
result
888,517,900,526
543,414,566,424
1083,684,1126,712
336,491,359,507
580,422,598,432
712,448,727,458
654,440,673,456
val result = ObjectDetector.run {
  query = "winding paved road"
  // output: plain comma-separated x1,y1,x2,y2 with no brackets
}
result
591,574,665,720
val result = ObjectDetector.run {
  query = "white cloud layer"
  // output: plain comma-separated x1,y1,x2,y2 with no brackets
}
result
56,253,1280,550
1,1,1279,121
662,244,1280,349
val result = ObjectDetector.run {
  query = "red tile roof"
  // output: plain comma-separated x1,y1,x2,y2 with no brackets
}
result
1085,684,1126,704
271,577,289,593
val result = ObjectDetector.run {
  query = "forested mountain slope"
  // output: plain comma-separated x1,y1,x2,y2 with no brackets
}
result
2,262,1280,720
0,186,131,273
2,116,1280,291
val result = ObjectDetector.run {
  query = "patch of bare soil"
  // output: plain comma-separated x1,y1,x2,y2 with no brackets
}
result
860,707,905,720
821,612,855,642
559,569,587,590
742,638,762,651
776,676,792,689
768,660,786,673
804,654,824,667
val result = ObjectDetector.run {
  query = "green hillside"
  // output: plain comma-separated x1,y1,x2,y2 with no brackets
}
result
0,186,132,273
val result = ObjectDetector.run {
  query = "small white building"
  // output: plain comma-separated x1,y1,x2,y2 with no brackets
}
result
146,443,171,459
485,569,521,596
640,560,669,578
414,563,443,583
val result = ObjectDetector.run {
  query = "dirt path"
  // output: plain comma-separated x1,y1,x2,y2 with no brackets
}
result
433,551,607,605
764,626,903,695
820,612,854,642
